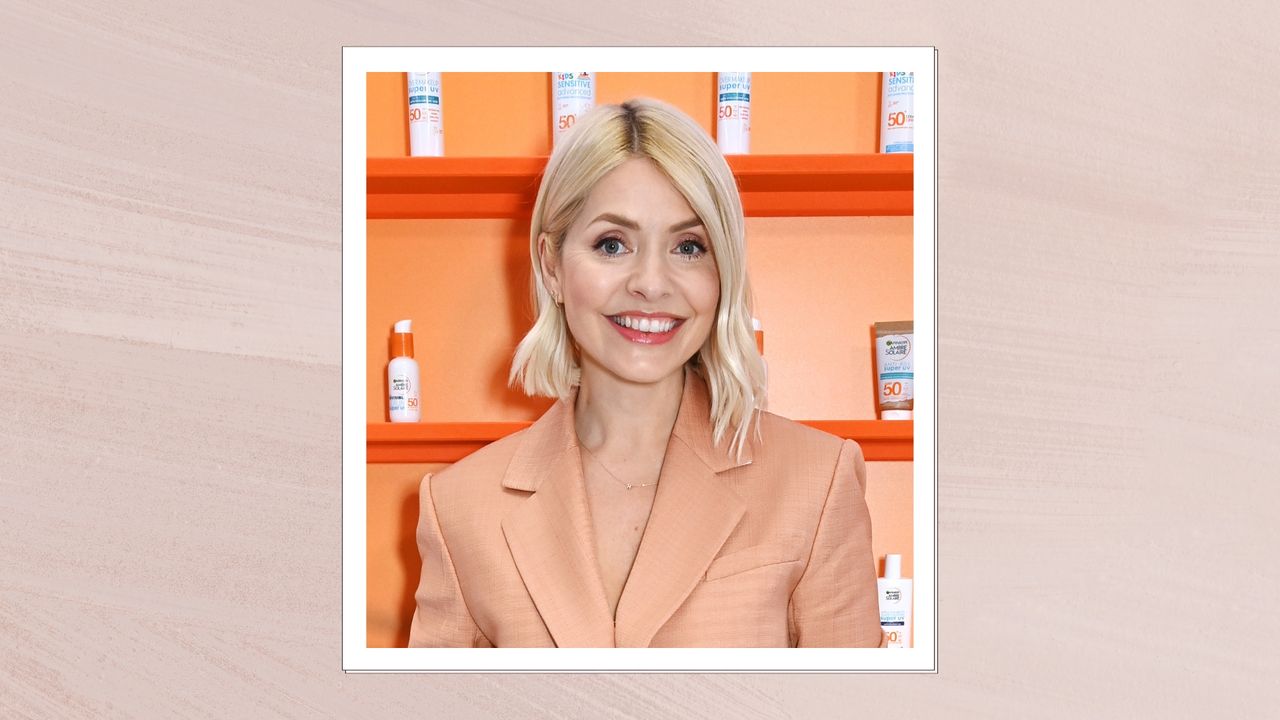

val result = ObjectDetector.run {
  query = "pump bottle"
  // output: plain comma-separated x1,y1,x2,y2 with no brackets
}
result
388,319,421,423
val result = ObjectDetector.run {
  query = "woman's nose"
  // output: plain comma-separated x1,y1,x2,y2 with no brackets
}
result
625,245,673,300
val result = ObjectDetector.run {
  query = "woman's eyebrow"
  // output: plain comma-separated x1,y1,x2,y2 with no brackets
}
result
589,212,704,233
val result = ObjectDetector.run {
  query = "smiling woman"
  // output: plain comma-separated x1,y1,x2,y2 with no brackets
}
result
407,98,887,648
545,157,721,387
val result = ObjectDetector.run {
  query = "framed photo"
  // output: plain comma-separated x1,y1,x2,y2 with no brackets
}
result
342,46,936,672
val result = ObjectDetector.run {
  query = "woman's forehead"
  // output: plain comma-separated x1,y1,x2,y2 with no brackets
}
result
576,160,697,227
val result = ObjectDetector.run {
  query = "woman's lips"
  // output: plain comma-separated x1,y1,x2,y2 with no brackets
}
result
606,316,684,345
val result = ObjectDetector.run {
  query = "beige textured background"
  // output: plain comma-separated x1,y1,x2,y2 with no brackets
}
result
2,1,1277,717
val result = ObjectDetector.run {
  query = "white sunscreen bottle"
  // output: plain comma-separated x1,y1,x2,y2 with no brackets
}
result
388,320,421,423
407,72,444,156
552,72,595,146
716,72,751,154
880,71,914,153
877,554,913,648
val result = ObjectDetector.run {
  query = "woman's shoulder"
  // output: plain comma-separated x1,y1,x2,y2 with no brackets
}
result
753,409,853,462
425,427,530,502
731,412,865,530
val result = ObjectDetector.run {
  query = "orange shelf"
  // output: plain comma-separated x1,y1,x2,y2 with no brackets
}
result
367,420,912,464
366,153,913,219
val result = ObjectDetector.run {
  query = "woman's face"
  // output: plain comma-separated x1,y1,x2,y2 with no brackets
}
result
542,157,721,388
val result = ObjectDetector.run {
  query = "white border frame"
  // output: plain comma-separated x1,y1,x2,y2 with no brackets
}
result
342,47,937,672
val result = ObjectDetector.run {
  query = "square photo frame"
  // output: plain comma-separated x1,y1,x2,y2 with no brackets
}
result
343,46,936,672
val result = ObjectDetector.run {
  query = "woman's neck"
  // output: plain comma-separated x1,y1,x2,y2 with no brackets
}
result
573,365,686,457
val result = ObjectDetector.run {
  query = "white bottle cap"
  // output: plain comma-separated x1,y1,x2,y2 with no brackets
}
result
394,319,412,333
881,409,913,420
884,554,902,579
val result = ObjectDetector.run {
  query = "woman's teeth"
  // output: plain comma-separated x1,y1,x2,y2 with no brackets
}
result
610,315,678,333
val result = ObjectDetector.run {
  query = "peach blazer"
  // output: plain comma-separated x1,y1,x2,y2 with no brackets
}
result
408,367,886,648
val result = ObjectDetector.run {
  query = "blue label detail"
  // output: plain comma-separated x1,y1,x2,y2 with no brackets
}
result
718,92,751,102
880,372,913,379
885,143,913,153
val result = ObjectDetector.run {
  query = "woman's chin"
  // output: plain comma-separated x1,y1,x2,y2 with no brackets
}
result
583,356,690,387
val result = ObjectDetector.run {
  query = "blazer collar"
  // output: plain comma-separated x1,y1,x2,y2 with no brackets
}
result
500,366,753,647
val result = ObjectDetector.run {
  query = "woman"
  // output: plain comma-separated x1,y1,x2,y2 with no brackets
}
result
408,97,885,648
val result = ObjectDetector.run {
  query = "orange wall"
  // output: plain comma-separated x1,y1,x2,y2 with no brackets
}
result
365,72,916,648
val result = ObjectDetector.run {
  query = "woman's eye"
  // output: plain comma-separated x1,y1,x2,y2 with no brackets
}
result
594,237,625,255
676,239,707,257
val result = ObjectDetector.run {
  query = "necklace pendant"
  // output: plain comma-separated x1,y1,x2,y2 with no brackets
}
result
625,483,633,490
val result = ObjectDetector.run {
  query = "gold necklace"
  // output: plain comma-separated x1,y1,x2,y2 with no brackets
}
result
579,444,658,491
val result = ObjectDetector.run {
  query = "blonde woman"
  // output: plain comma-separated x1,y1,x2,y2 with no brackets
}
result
408,98,885,648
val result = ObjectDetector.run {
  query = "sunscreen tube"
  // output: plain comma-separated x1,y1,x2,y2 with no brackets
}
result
880,72,914,153
878,554,913,648
407,72,443,156
388,319,421,422
716,72,751,154
552,72,595,146
874,321,913,420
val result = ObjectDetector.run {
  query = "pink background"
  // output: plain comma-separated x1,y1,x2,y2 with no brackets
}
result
2,2,1278,716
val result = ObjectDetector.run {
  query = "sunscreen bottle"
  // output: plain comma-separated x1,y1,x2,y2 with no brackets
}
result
880,72,914,153
388,320,421,423
552,72,595,146
407,72,444,156
716,72,751,154
877,554,913,648
874,321,913,420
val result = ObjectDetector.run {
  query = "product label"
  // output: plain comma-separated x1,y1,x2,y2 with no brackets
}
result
407,73,442,128
876,333,914,404
553,72,594,99
552,72,595,140
407,74,441,105
717,72,752,115
879,578,911,648
880,609,907,648
882,71,914,153
717,72,752,97
390,374,414,412
717,73,751,152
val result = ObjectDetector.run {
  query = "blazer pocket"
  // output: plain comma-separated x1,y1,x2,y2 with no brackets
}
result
703,544,803,582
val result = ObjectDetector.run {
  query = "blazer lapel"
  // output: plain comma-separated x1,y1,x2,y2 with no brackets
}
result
500,397,615,648
614,367,754,648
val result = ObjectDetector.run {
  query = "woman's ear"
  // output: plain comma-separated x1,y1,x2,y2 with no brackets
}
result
538,232,561,301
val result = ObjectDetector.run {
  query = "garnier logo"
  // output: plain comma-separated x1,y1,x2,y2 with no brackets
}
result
884,336,911,360
885,588,901,603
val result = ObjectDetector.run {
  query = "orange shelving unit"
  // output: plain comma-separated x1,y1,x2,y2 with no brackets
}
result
366,153,912,219
364,149,914,464
367,420,913,463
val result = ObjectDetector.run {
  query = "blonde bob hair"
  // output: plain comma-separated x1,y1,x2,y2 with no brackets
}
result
509,97,766,460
